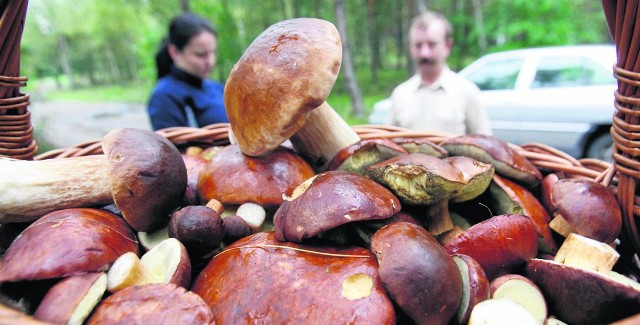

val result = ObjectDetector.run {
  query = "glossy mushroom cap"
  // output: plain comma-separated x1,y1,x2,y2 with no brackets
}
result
274,171,401,242
197,145,315,210
103,128,187,232
551,178,622,243
225,18,342,156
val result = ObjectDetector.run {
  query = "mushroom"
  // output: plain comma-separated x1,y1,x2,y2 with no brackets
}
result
370,222,462,325
34,272,107,325
326,138,407,175
441,134,542,187
191,232,395,324
367,154,493,235
224,18,360,171
197,145,315,211
526,233,640,324
444,214,539,280
392,137,448,157
168,205,225,256
0,128,187,231
273,170,401,243
87,283,213,325
0,208,139,283
543,178,622,244
489,174,558,253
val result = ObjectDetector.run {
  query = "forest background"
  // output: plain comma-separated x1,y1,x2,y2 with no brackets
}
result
20,0,612,124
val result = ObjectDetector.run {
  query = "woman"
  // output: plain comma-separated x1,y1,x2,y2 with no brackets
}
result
147,13,228,130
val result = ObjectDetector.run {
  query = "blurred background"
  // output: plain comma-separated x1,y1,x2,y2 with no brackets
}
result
19,0,613,153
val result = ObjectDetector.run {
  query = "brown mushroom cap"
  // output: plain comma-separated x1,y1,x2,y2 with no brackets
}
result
526,258,640,325
87,283,213,324
444,156,494,203
191,232,395,324
552,178,622,243
274,170,401,243
102,128,187,232
326,138,407,174
197,145,315,210
392,137,448,157
225,18,342,156
441,134,542,187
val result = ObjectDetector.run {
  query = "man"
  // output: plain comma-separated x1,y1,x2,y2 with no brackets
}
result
389,11,491,135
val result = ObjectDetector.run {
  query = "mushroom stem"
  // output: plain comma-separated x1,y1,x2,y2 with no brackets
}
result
107,252,163,293
425,200,455,236
0,156,111,223
553,233,619,274
549,214,575,238
290,102,360,171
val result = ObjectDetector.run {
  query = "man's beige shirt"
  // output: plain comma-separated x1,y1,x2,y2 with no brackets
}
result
389,67,492,135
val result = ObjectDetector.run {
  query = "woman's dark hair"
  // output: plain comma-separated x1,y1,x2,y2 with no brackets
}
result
155,13,217,79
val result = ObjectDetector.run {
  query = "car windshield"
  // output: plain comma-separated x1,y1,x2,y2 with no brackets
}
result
532,56,615,88
464,58,524,91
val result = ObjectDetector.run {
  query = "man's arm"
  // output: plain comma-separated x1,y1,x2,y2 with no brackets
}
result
465,88,492,135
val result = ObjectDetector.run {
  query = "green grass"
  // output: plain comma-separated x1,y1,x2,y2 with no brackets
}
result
47,82,153,104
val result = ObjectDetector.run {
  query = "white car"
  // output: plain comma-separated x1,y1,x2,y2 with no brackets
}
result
370,45,618,162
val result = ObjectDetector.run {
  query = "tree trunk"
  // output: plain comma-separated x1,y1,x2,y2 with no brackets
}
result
471,0,487,54
334,0,365,118
180,0,190,13
367,0,380,83
104,43,123,84
56,35,75,89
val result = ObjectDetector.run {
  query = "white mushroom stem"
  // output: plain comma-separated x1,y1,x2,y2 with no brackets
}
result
107,252,162,293
549,214,575,238
290,102,360,171
0,156,111,223
554,233,619,274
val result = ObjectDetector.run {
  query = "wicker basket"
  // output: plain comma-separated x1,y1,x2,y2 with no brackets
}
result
32,123,640,267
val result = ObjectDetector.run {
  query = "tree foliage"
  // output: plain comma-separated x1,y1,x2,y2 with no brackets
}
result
20,0,611,111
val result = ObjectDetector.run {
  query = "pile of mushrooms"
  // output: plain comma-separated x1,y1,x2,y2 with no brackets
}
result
0,17,639,325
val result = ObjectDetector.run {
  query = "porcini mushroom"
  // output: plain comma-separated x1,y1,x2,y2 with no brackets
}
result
197,145,315,211
191,232,395,324
0,208,139,282
545,178,622,244
274,171,401,243
224,18,359,171
441,134,542,187
0,128,187,231
326,138,408,175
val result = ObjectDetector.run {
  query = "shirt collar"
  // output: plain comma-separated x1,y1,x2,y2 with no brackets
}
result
413,66,453,92
170,65,203,88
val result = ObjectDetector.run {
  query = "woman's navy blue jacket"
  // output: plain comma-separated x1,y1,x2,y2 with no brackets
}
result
147,66,229,130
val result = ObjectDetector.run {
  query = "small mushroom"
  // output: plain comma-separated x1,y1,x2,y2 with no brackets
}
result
441,134,542,187
274,171,401,243
224,18,359,171
545,178,621,244
197,145,315,211
0,128,187,231
326,138,407,175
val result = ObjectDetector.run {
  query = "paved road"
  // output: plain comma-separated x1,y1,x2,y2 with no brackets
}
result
30,101,151,150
